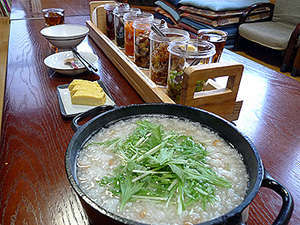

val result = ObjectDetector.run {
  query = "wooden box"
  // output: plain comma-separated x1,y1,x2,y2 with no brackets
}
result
88,2,243,121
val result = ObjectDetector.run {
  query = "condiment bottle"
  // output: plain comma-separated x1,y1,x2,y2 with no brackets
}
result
104,3,118,40
167,39,216,103
133,18,167,69
113,3,130,48
149,28,190,86
123,12,153,59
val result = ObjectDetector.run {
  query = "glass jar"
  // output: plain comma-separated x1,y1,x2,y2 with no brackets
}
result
149,28,190,86
124,12,153,57
133,18,167,69
198,29,228,63
167,39,216,103
42,8,64,26
104,3,118,40
113,3,130,48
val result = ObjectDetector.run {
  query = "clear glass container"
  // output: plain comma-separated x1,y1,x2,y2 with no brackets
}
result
124,12,153,57
104,3,118,40
197,29,228,63
167,39,216,103
133,18,167,69
149,28,190,86
113,3,131,48
42,8,64,26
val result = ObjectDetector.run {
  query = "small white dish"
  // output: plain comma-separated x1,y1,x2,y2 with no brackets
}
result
40,24,89,39
44,51,98,75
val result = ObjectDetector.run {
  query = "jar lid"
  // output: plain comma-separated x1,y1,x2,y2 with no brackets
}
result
168,39,216,59
132,12,154,25
113,3,130,14
104,3,118,11
123,10,148,22
149,28,190,43
133,13,154,29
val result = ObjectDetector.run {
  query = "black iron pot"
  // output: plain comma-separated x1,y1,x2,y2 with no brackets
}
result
65,103,294,225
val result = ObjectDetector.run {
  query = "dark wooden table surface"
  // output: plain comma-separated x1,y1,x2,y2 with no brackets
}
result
1,1,299,225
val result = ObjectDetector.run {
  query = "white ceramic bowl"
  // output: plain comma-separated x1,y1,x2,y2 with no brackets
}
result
40,24,89,49
44,51,98,75
40,24,89,39
45,36,87,49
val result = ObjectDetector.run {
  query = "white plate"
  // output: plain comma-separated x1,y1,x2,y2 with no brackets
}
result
40,24,89,39
57,81,115,118
44,51,98,75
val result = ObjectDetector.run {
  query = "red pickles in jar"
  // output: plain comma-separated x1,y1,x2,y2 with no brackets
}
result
125,21,135,57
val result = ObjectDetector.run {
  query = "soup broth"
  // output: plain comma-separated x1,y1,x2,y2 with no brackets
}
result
77,116,249,225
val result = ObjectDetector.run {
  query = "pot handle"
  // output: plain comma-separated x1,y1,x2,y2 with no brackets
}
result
72,105,116,131
262,170,294,225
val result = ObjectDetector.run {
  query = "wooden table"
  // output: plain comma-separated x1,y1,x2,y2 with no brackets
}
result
1,1,299,225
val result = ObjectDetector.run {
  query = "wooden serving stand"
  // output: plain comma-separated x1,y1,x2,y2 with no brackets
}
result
88,1,244,121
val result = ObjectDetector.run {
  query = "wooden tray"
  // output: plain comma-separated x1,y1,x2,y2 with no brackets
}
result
87,2,244,121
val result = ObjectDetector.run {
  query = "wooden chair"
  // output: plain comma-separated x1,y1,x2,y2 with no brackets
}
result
236,1,300,73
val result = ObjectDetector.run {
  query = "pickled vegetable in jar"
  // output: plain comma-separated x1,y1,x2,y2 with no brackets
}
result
167,40,215,103
113,3,130,48
134,23,151,68
104,3,118,40
132,14,155,67
124,12,153,58
149,28,190,86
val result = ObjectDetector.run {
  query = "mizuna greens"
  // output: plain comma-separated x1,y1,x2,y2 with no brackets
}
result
88,120,231,214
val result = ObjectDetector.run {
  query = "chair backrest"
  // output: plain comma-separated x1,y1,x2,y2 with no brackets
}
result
273,0,300,25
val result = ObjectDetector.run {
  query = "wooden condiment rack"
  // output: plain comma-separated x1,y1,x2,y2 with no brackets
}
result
88,1,243,121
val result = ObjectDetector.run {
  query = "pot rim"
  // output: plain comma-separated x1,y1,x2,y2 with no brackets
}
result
65,103,264,225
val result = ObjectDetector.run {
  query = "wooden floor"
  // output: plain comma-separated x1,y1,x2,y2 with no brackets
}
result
234,40,300,82
234,51,300,82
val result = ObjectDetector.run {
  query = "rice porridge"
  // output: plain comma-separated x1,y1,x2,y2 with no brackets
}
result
76,115,249,225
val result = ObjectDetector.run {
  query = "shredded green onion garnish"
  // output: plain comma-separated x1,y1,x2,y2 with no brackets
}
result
90,120,231,213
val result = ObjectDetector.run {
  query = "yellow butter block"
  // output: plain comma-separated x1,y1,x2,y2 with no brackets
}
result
70,83,103,97
71,90,106,106
68,79,99,91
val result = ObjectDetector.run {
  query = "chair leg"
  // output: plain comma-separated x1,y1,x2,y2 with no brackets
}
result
280,48,294,72
291,67,300,76
291,47,300,76
281,24,300,73
234,34,242,51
